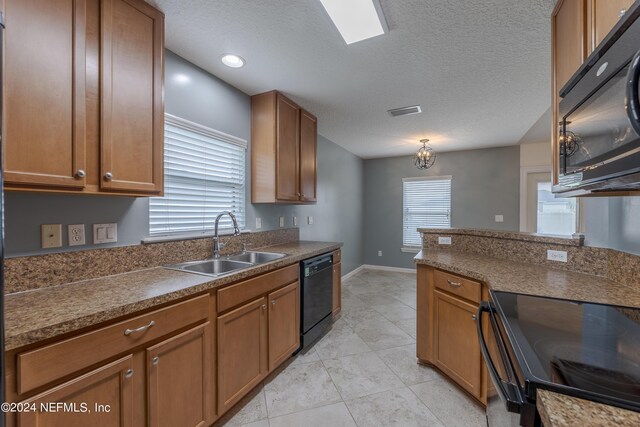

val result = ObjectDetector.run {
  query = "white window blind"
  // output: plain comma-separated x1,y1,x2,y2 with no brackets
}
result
402,176,452,246
149,114,247,236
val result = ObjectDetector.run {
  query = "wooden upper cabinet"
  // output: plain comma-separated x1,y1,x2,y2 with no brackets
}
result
299,110,318,202
4,0,87,189
591,0,634,50
100,0,164,194
268,281,300,370
275,94,300,201
251,91,318,204
3,0,164,196
147,323,213,427
17,356,135,427
553,0,587,92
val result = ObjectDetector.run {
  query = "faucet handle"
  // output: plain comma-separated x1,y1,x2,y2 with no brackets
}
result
242,243,248,253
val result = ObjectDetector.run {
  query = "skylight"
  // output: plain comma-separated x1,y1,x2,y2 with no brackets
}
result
319,0,387,45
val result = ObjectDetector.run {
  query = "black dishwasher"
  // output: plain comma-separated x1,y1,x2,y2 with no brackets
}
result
300,254,334,349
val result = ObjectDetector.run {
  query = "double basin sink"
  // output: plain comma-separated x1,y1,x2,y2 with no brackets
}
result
165,251,287,277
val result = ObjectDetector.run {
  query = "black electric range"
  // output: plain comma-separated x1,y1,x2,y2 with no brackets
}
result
478,291,640,427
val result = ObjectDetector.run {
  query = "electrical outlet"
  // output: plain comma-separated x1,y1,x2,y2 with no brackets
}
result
378,250,383,257
68,224,86,246
547,250,568,263
438,236,452,245
308,216,314,225
93,223,117,244
293,216,298,226
255,217,262,229
495,215,504,223
279,216,285,227
41,224,62,249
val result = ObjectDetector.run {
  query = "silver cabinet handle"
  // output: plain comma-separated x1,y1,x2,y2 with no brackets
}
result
447,279,462,288
104,172,113,181
621,8,627,18
471,315,477,321
124,320,155,336
262,304,267,311
272,300,276,306
124,369,134,379
152,356,160,366
75,169,86,179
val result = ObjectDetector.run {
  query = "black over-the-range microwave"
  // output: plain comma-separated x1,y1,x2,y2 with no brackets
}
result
557,1,640,195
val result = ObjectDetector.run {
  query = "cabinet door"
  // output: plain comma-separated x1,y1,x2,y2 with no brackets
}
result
268,281,300,370
592,0,634,49
217,297,268,412
433,290,482,398
276,94,300,201
17,356,134,427
299,110,317,202
4,0,87,189
332,262,342,316
553,0,587,91
147,323,213,427
100,0,164,194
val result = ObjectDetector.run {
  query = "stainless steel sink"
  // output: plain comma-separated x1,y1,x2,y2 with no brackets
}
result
227,251,287,264
165,251,287,277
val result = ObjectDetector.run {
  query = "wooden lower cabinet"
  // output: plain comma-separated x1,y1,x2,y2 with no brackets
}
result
217,297,268,413
433,290,482,398
147,323,213,427
268,282,300,370
332,262,342,316
17,356,135,427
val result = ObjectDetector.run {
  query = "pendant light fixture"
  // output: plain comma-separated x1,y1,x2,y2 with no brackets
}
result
414,139,436,169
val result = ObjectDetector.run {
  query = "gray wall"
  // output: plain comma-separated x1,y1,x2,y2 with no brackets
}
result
584,197,640,256
363,146,521,268
4,50,365,274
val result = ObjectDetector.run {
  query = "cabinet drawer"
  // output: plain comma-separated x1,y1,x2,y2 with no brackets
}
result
17,294,209,395
434,270,481,304
217,264,298,313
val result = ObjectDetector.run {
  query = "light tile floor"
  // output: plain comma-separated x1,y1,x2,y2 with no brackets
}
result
214,270,487,427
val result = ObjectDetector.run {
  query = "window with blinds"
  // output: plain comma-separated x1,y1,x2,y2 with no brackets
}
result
149,114,247,236
402,176,452,247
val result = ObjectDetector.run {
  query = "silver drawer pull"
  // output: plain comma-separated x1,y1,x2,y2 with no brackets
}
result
124,369,134,379
152,356,160,366
124,320,155,336
447,279,462,288
471,315,477,321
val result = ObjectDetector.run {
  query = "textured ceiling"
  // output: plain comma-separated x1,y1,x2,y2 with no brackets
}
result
152,0,556,158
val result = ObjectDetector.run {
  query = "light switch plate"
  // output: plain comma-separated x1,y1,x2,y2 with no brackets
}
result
495,215,504,223
293,216,298,226
255,217,262,229
68,224,86,246
93,223,117,244
438,236,452,245
279,216,285,227
41,224,62,249
308,216,314,225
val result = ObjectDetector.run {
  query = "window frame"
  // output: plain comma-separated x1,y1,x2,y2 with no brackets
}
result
147,114,247,239
402,175,452,250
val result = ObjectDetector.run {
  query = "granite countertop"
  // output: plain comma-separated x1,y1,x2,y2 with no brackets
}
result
5,240,341,351
537,390,640,427
414,249,640,308
414,249,640,426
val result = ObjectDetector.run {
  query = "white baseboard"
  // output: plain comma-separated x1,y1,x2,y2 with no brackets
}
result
341,265,365,281
360,264,416,274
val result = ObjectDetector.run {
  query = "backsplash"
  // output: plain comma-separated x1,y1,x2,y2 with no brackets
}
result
4,228,299,294
420,228,639,287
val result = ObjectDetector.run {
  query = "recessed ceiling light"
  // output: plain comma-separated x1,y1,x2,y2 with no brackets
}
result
319,0,387,45
221,54,245,68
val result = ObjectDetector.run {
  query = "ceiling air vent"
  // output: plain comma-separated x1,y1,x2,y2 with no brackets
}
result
387,105,422,117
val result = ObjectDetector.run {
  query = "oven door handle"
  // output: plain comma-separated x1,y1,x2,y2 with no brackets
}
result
626,48,640,136
477,302,524,413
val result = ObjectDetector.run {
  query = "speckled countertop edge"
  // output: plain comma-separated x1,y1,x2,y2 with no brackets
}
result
417,227,584,246
4,241,341,351
537,390,640,427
